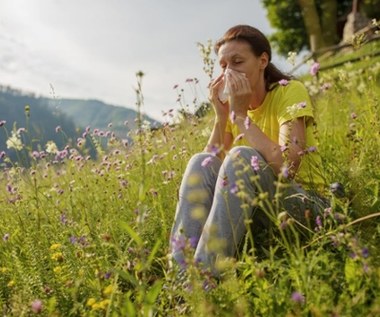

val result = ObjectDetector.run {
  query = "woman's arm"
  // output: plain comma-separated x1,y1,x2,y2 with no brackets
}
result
234,116,306,176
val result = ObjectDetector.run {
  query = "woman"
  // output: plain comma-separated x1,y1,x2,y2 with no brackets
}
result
170,25,326,276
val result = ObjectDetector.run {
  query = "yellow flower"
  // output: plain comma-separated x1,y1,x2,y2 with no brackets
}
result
0,267,8,273
50,243,61,251
86,298,96,307
7,280,15,287
98,299,111,309
53,266,62,274
103,284,114,296
51,252,64,262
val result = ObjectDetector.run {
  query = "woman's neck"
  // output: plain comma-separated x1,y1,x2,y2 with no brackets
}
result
249,79,267,110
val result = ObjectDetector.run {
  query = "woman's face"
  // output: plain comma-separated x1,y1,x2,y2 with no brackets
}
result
218,40,268,89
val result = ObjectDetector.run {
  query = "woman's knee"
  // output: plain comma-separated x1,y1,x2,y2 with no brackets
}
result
228,146,264,162
185,153,222,176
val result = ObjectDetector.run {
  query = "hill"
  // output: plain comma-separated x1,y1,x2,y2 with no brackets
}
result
0,85,160,164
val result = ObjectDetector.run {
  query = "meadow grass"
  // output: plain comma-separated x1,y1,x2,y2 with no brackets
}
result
0,49,380,316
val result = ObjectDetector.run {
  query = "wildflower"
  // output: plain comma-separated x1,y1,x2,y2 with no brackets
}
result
55,126,61,133
0,120,6,127
171,235,186,252
307,146,317,153
17,127,26,134
173,84,179,89
230,111,236,123
251,155,260,171
50,243,62,251
0,151,5,159
298,101,307,109
287,51,297,66
7,280,15,287
46,141,58,154
320,82,332,91
32,151,40,159
291,292,305,304
244,116,251,129
280,145,288,152
6,131,23,150
234,133,244,143
201,156,213,167
281,166,289,178
351,112,357,119
122,139,129,147
315,215,322,231
362,247,369,258
3,233,10,241
87,298,96,307
278,79,289,86
103,284,114,296
330,182,345,198
310,61,320,76
31,299,43,314
230,182,238,194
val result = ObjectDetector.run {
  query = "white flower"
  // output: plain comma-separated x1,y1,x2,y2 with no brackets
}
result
46,141,58,154
6,131,23,150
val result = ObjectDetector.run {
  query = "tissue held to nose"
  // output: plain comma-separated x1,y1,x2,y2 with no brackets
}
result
218,69,246,103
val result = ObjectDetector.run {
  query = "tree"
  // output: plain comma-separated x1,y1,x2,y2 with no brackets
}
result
261,0,374,56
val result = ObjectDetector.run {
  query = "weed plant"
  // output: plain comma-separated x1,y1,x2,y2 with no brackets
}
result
0,44,379,316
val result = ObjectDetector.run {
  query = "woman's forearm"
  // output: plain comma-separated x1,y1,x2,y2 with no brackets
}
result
234,116,284,174
204,117,228,159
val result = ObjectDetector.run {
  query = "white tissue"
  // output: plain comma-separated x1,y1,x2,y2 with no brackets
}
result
217,69,246,103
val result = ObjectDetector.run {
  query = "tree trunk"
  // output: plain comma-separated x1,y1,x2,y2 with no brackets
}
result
320,0,338,46
297,0,325,52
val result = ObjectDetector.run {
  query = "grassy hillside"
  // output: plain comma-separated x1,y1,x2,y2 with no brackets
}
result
0,43,379,316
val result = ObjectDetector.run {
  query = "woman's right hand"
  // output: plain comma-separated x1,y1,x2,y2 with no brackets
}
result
209,73,229,121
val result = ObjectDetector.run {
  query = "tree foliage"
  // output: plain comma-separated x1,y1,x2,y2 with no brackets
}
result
261,0,379,56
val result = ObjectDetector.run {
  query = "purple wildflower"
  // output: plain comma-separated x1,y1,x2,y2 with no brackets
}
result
0,151,5,159
244,116,251,129
310,62,320,76
307,146,317,153
279,79,289,86
31,299,43,314
362,247,369,258
280,145,288,152
251,155,260,171
297,101,307,109
0,120,6,127
171,235,186,252
281,166,289,178
351,112,357,119
55,126,61,133
291,292,305,304
230,182,238,194
201,156,213,167
189,236,198,249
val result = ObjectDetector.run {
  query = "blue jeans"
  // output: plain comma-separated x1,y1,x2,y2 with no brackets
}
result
170,146,325,275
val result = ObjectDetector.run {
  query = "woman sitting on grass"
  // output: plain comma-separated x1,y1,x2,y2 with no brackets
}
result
169,24,326,276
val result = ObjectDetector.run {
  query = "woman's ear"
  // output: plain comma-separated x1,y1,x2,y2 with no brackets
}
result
259,52,269,70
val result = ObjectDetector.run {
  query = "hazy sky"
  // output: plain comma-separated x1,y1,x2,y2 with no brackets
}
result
0,0,296,121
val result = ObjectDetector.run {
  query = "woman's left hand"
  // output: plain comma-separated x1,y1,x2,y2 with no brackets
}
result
225,69,252,117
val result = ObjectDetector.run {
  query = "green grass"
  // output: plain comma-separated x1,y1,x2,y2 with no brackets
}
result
0,51,380,316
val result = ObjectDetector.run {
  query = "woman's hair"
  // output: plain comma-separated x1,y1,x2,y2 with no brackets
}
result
214,25,292,91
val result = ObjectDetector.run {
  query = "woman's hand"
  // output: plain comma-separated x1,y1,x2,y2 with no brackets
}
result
209,73,229,121
225,69,252,117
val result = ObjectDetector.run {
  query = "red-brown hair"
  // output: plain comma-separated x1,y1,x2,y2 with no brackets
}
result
215,25,291,90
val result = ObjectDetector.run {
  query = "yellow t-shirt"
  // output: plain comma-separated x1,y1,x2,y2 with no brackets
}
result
226,80,325,192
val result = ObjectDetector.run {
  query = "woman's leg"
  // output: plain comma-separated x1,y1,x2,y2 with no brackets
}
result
194,146,278,274
193,146,325,275
170,153,222,267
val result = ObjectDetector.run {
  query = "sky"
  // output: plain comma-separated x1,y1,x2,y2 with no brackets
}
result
0,0,299,121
